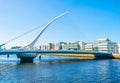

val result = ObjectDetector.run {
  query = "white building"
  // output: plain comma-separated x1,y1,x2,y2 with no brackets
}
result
79,42,86,51
62,42,80,50
85,42,94,51
117,44,120,54
39,45,48,50
96,38,118,54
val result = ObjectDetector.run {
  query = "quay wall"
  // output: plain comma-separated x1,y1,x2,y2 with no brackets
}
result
113,54,120,59
43,53,120,59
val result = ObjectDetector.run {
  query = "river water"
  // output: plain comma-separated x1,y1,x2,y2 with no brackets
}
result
0,55,120,83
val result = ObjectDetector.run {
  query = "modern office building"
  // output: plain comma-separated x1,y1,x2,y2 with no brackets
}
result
117,44,120,54
56,42,67,50
62,42,80,50
53,45,59,50
79,42,86,51
85,42,94,51
39,45,48,50
96,38,118,54
47,43,54,50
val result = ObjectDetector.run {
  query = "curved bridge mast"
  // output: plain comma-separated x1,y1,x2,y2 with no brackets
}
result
24,11,69,49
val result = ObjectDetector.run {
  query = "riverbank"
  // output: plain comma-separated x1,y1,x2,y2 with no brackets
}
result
113,54,120,59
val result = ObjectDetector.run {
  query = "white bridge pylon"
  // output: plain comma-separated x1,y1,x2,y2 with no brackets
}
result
24,11,69,49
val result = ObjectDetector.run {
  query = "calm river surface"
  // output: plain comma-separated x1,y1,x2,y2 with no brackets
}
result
0,55,120,83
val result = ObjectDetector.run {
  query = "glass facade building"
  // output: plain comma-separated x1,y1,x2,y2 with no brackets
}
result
96,38,118,54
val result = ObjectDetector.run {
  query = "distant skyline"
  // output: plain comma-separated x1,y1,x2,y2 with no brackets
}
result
0,0,120,48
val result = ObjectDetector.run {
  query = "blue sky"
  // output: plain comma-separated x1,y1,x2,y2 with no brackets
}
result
0,0,120,48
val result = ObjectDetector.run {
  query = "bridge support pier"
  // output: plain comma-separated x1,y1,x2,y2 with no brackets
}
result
20,57,34,63
17,53,37,63
38,55,41,60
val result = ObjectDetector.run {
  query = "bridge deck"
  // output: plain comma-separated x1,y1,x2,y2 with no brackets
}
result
0,50,116,59
0,50,111,55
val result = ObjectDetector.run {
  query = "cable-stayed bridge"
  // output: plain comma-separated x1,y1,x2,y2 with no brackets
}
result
0,11,116,63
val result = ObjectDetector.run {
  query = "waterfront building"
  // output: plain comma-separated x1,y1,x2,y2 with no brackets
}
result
39,45,48,50
47,43,54,50
117,44,120,54
62,42,80,50
96,38,118,54
53,45,59,50
33,46,40,50
79,42,86,51
56,42,67,50
85,42,94,51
